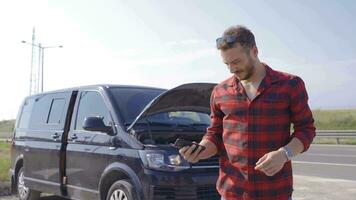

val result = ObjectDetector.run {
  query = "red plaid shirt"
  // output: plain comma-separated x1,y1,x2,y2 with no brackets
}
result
203,64,315,200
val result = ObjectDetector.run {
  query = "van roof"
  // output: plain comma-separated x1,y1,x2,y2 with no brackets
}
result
26,84,166,98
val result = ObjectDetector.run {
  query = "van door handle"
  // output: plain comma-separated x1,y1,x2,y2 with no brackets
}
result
109,146,118,150
52,133,60,141
70,134,78,142
109,137,122,150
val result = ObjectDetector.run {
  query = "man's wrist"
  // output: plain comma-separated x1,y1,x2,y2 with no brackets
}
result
279,146,294,161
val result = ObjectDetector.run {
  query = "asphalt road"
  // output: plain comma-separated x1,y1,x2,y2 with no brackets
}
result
293,144,356,181
292,144,356,199
1,144,356,200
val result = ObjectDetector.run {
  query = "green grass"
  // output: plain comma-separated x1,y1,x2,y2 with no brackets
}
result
0,142,11,182
0,120,15,133
312,109,356,130
0,132,12,139
312,138,356,145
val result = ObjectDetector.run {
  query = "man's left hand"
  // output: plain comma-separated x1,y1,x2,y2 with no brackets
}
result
254,149,288,176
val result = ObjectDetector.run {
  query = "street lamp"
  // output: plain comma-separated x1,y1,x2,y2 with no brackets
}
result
21,40,63,93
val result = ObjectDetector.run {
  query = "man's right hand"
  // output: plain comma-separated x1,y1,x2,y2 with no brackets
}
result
179,144,205,163
179,139,218,163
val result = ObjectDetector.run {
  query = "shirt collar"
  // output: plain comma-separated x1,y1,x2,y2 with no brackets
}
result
264,63,281,84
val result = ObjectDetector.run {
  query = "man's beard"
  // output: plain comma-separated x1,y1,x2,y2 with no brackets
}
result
239,66,254,80
238,58,255,80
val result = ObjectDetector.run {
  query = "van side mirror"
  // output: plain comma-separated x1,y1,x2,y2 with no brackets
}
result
83,116,114,135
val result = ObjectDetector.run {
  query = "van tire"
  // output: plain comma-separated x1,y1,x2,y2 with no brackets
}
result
17,167,41,200
106,179,137,200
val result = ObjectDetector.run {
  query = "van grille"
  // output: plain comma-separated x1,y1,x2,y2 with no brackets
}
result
153,185,220,200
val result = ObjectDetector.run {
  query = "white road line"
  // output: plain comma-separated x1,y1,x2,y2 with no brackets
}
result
304,153,356,158
293,161,356,167
311,144,356,148
294,175,356,183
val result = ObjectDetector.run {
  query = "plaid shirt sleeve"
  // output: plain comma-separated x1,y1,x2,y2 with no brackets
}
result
289,77,316,152
202,87,224,154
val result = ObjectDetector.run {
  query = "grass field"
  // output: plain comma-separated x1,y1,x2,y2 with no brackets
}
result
0,120,14,133
312,109,356,130
0,132,12,139
0,142,10,182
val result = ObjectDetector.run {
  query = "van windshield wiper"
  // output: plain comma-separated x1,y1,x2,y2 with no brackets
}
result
189,123,209,126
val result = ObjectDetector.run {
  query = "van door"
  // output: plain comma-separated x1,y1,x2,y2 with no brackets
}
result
23,92,72,195
65,90,115,200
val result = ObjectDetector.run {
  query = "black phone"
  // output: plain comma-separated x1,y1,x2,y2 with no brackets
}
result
172,138,206,153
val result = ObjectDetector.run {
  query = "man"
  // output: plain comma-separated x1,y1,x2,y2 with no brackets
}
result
179,25,315,200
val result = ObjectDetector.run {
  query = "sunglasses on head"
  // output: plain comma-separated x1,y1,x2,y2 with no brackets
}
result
216,35,238,49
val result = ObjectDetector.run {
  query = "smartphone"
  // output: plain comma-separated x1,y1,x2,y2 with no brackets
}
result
172,138,206,153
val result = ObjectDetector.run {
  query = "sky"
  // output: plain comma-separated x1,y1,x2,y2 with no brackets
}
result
0,0,355,120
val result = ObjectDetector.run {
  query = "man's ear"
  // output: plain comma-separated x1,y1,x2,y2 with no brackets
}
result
252,46,258,57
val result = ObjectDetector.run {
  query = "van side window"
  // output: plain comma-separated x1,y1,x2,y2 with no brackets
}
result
18,98,35,129
29,92,70,129
47,98,66,124
75,91,111,130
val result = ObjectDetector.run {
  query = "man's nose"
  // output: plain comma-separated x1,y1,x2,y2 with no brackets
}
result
228,63,237,69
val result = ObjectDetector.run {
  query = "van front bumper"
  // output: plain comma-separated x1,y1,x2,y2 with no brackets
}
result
141,168,220,200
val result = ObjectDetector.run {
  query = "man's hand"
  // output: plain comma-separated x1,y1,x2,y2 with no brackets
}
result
179,144,204,163
254,149,288,176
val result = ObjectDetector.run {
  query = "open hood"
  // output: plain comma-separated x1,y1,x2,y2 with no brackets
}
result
127,83,216,130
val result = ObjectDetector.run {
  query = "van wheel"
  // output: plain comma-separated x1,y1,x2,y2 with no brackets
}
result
106,179,137,200
17,167,41,200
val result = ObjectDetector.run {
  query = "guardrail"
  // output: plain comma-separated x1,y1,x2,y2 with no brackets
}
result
316,130,356,144
0,138,12,142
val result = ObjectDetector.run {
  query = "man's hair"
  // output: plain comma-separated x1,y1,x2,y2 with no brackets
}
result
218,25,256,51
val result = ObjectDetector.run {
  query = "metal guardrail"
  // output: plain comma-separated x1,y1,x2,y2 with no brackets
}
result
316,130,356,144
0,138,12,142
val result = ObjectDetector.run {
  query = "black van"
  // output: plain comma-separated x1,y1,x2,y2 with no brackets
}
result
9,83,220,200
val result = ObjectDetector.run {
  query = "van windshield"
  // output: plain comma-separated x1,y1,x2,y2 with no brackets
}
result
109,87,164,125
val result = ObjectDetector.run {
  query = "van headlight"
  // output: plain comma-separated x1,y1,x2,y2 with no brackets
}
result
168,154,182,166
139,151,190,171
147,153,164,169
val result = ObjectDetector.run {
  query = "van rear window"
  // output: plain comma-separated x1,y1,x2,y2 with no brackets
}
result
28,92,70,129
18,98,35,129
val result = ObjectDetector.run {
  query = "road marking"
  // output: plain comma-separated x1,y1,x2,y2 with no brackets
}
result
311,144,356,148
305,153,356,158
295,175,356,183
293,161,356,167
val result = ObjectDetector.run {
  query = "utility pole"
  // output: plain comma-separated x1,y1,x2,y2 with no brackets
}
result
22,29,62,94
29,27,36,95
